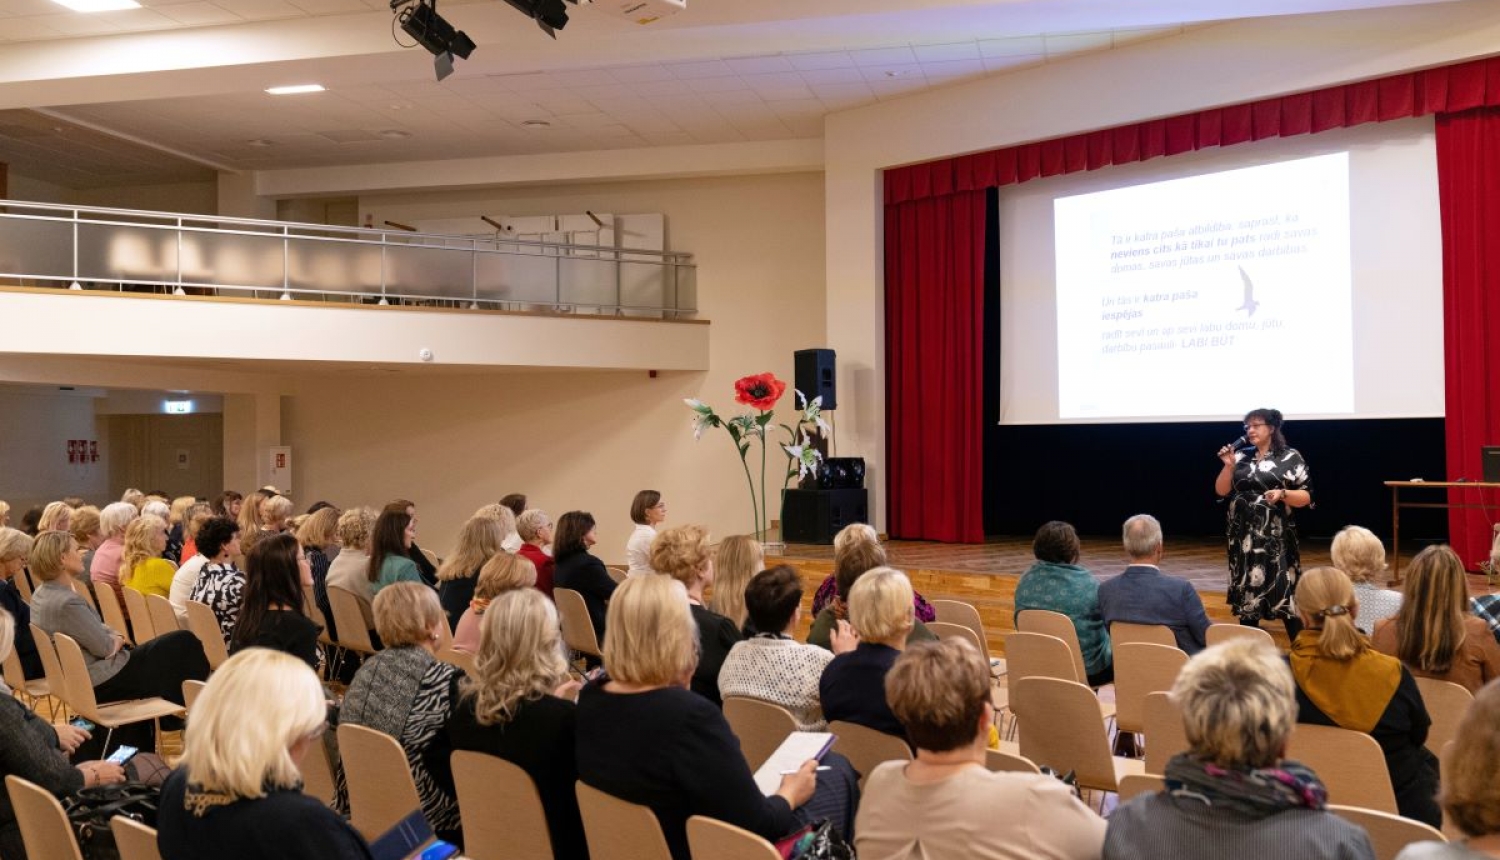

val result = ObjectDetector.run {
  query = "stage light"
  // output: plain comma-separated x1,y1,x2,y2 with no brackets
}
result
499,0,570,37
395,0,475,81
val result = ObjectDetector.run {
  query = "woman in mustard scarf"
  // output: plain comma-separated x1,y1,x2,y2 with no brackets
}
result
1288,566,1439,827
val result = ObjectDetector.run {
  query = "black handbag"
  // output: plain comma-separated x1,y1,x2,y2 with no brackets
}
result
62,783,162,860
776,819,856,860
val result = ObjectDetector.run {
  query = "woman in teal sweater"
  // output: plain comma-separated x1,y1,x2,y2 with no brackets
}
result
367,509,423,595
1013,520,1113,685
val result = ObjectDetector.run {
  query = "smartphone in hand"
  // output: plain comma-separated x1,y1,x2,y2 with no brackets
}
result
105,745,139,765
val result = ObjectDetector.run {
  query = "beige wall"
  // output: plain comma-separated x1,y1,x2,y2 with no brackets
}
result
106,412,223,501
4,174,217,213
0,388,109,511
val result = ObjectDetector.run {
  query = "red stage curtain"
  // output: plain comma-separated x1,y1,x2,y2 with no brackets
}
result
1435,107,1500,567
884,190,986,542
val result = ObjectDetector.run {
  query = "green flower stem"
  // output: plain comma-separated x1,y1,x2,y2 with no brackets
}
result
737,449,760,538
759,430,768,541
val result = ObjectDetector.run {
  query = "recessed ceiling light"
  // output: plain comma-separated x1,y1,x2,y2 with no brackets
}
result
50,0,138,11
265,84,325,95
520,119,552,129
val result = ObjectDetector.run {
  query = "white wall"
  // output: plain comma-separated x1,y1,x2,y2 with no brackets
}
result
0,387,109,511
3,174,217,213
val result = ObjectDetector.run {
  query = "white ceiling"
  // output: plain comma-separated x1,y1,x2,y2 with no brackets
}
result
0,0,1465,187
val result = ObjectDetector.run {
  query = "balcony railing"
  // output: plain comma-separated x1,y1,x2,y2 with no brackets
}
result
0,200,697,317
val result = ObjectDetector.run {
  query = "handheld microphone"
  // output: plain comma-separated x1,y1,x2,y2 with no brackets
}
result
1225,435,1247,451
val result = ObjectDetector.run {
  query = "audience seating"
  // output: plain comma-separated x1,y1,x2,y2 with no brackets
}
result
5,775,84,860
95,587,131,647
1004,631,1115,734
1116,773,1166,802
337,723,424,840
828,720,912,789
1440,740,1462,841
1204,624,1274,648
327,587,379,657
686,815,781,860
1329,804,1447,860
52,633,184,754
452,751,554,860
2,642,56,720
1286,724,1398,814
1015,610,1090,686
110,816,163,860
121,589,155,643
14,569,34,603
300,737,338,808
927,622,985,654
70,579,97,614
181,679,206,712
436,648,478,680
1011,677,1143,800
722,696,799,771
184,600,230,670
983,747,1041,775
146,594,180,637
1113,643,1188,739
576,781,674,860
1142,692,1187,775
605,566,628,585
1110,622,1178,648
1412,677,1472,758
27,624,72,723
555,588,603,660
930,599,1003,675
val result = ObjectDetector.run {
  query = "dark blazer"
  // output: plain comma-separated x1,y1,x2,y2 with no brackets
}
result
819,642,904,737
553,552,617,642
0,580,42,679
1097,564,1211,654
158,768,372,860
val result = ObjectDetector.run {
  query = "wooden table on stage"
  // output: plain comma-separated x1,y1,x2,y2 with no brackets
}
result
1385,480,1500,581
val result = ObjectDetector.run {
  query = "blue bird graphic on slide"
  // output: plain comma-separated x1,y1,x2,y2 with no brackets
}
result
1236,265,1259,317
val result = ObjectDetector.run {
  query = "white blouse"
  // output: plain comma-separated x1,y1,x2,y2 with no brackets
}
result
625,523,657,576
718,636,835,731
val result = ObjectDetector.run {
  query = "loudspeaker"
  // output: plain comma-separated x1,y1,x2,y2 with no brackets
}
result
794,348,837,410
819,457,865,490
782,488,867,544
1485,446,1500,484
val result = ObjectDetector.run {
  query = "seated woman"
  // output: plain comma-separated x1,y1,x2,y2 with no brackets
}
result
808,539,936,651
187,518,246,642
436,513,507,632
1105,638,1373,860
720,565,855,731
709,535,760,634
121,513,176,601
820,567,917,738
1013,520,1112,686
229,534,323,672
1332,525,1402,635
1372,544,1500,693
1396,679,1500,859
0,606,126,860
29,530,209,744
575,574,855,860
859,638,1104,860
810,523,935,623
0,529,42,679
70,506,103,585
1290,566,1440,827
515,509,556,598
552,511,617,644
651,525,741,706
624,490,665,576
336,582,463,847
89,502,138,604
447,588,586,860
366,508,422,596
297,505,340,615
452,551,536,654
158,649,372,860
324,507,378,642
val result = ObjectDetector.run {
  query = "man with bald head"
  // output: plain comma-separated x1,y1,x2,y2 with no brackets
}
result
1097,514,1211,654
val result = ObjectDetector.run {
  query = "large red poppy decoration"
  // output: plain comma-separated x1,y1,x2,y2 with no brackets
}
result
733,373,787,411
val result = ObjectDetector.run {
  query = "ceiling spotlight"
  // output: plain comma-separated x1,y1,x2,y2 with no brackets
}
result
499,0,571,37
265,84,325,95
395,0,475,81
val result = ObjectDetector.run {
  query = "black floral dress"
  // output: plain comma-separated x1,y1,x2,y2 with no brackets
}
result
1225,446,1313,622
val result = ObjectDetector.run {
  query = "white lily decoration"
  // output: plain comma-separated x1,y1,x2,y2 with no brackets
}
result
797,390,831,436
783,430,824,481
684,398,717,441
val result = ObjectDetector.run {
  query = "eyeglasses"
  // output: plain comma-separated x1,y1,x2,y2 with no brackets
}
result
1244,422,1267,431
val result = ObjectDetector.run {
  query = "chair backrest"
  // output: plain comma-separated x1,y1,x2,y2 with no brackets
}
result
1329,804,1447,860
686,815,781,860
420,547,440,570
327,587,377,654
1142,691,1187,775
1205,623,1274,648
1003,631,1080,687
1,641,32,694
15,568,34,602
927,621,985,655
182,679,206,712
336,723,424,840
1117,773,1167,802
451,751,554,860
1113,642,1188,734
722,696,799,771
50,633,107,719
184,601,230,670
983,747,1041,774
554,588,602,657
1015,610,1088,684
300,735,338,807
5,775,84,860
930,600,991,661
1011,676,1120,792
1286,723,1398,814
95,586,131,646
605,566,628,585
576,781,673,860
828,720,911,787
121,588,154,643
1413,676,1473,758
28,624,67,710
71,579,97,614
1111,622,1178,648
110,815,163,860
436,648,478,680
303,591,334,646
146,594,180,637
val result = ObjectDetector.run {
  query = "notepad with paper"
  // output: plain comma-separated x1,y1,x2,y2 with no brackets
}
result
751,731,836,796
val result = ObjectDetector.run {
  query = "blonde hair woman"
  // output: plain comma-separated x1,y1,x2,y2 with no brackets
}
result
0,528,42,679
449,588,585,860
157,649,369,860
819,567,915,737
710,534,761,630
576,574,848,860
436,515,505,631
1396,680,1500,859
810,523,936,627
1290,566,1439,827
36,501,72,535
120,513,175,600
514,508,556,597
651,525,741,706
1331,525,1400,634
1106,639,1372,860
451,551,536,654
165,495,196,564
235,489,272,559
1372,545,1500,693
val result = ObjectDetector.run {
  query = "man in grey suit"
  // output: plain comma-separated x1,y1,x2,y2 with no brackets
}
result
1097,514,1211,654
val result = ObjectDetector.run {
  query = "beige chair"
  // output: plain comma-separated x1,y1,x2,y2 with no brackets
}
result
95,586,131,647
1286,723,1398,814
14,568,34,603
1117,773,1166,802
687,815,781,860
1413,676,1472,758
2,641,56,719
185,600,230,670
121,588,155,643
437,648,478,679
722,696,799,771
1015,609,1089,685
328,587,379,656
5,775,84,860
300,736,338,807
931,599,1001,672
452,751,554,860
984,747,1041,774
605,566,628,584
52,633,184,754
337,723,423,840
1113,642,1188,736
828,719,912,788
71,579,97,614
928,621,985,654
1010,677,1143,796
576,781,674,860
28,624,71,722
1110,622,1178,648
420,547,440,570
110,816,163,860
182,679,206,712
555,588,603,659
146,594,180,637
1142,691,1187,775
1003,631,1079,684
1205,623,1274,648
1440,740,1462,841
1330,804,1447,860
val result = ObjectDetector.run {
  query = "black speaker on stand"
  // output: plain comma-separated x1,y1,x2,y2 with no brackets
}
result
782,488,868,544
794,349,836,410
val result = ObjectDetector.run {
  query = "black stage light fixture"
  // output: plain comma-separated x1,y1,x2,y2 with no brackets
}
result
499,0,571,37
396,0,475,80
